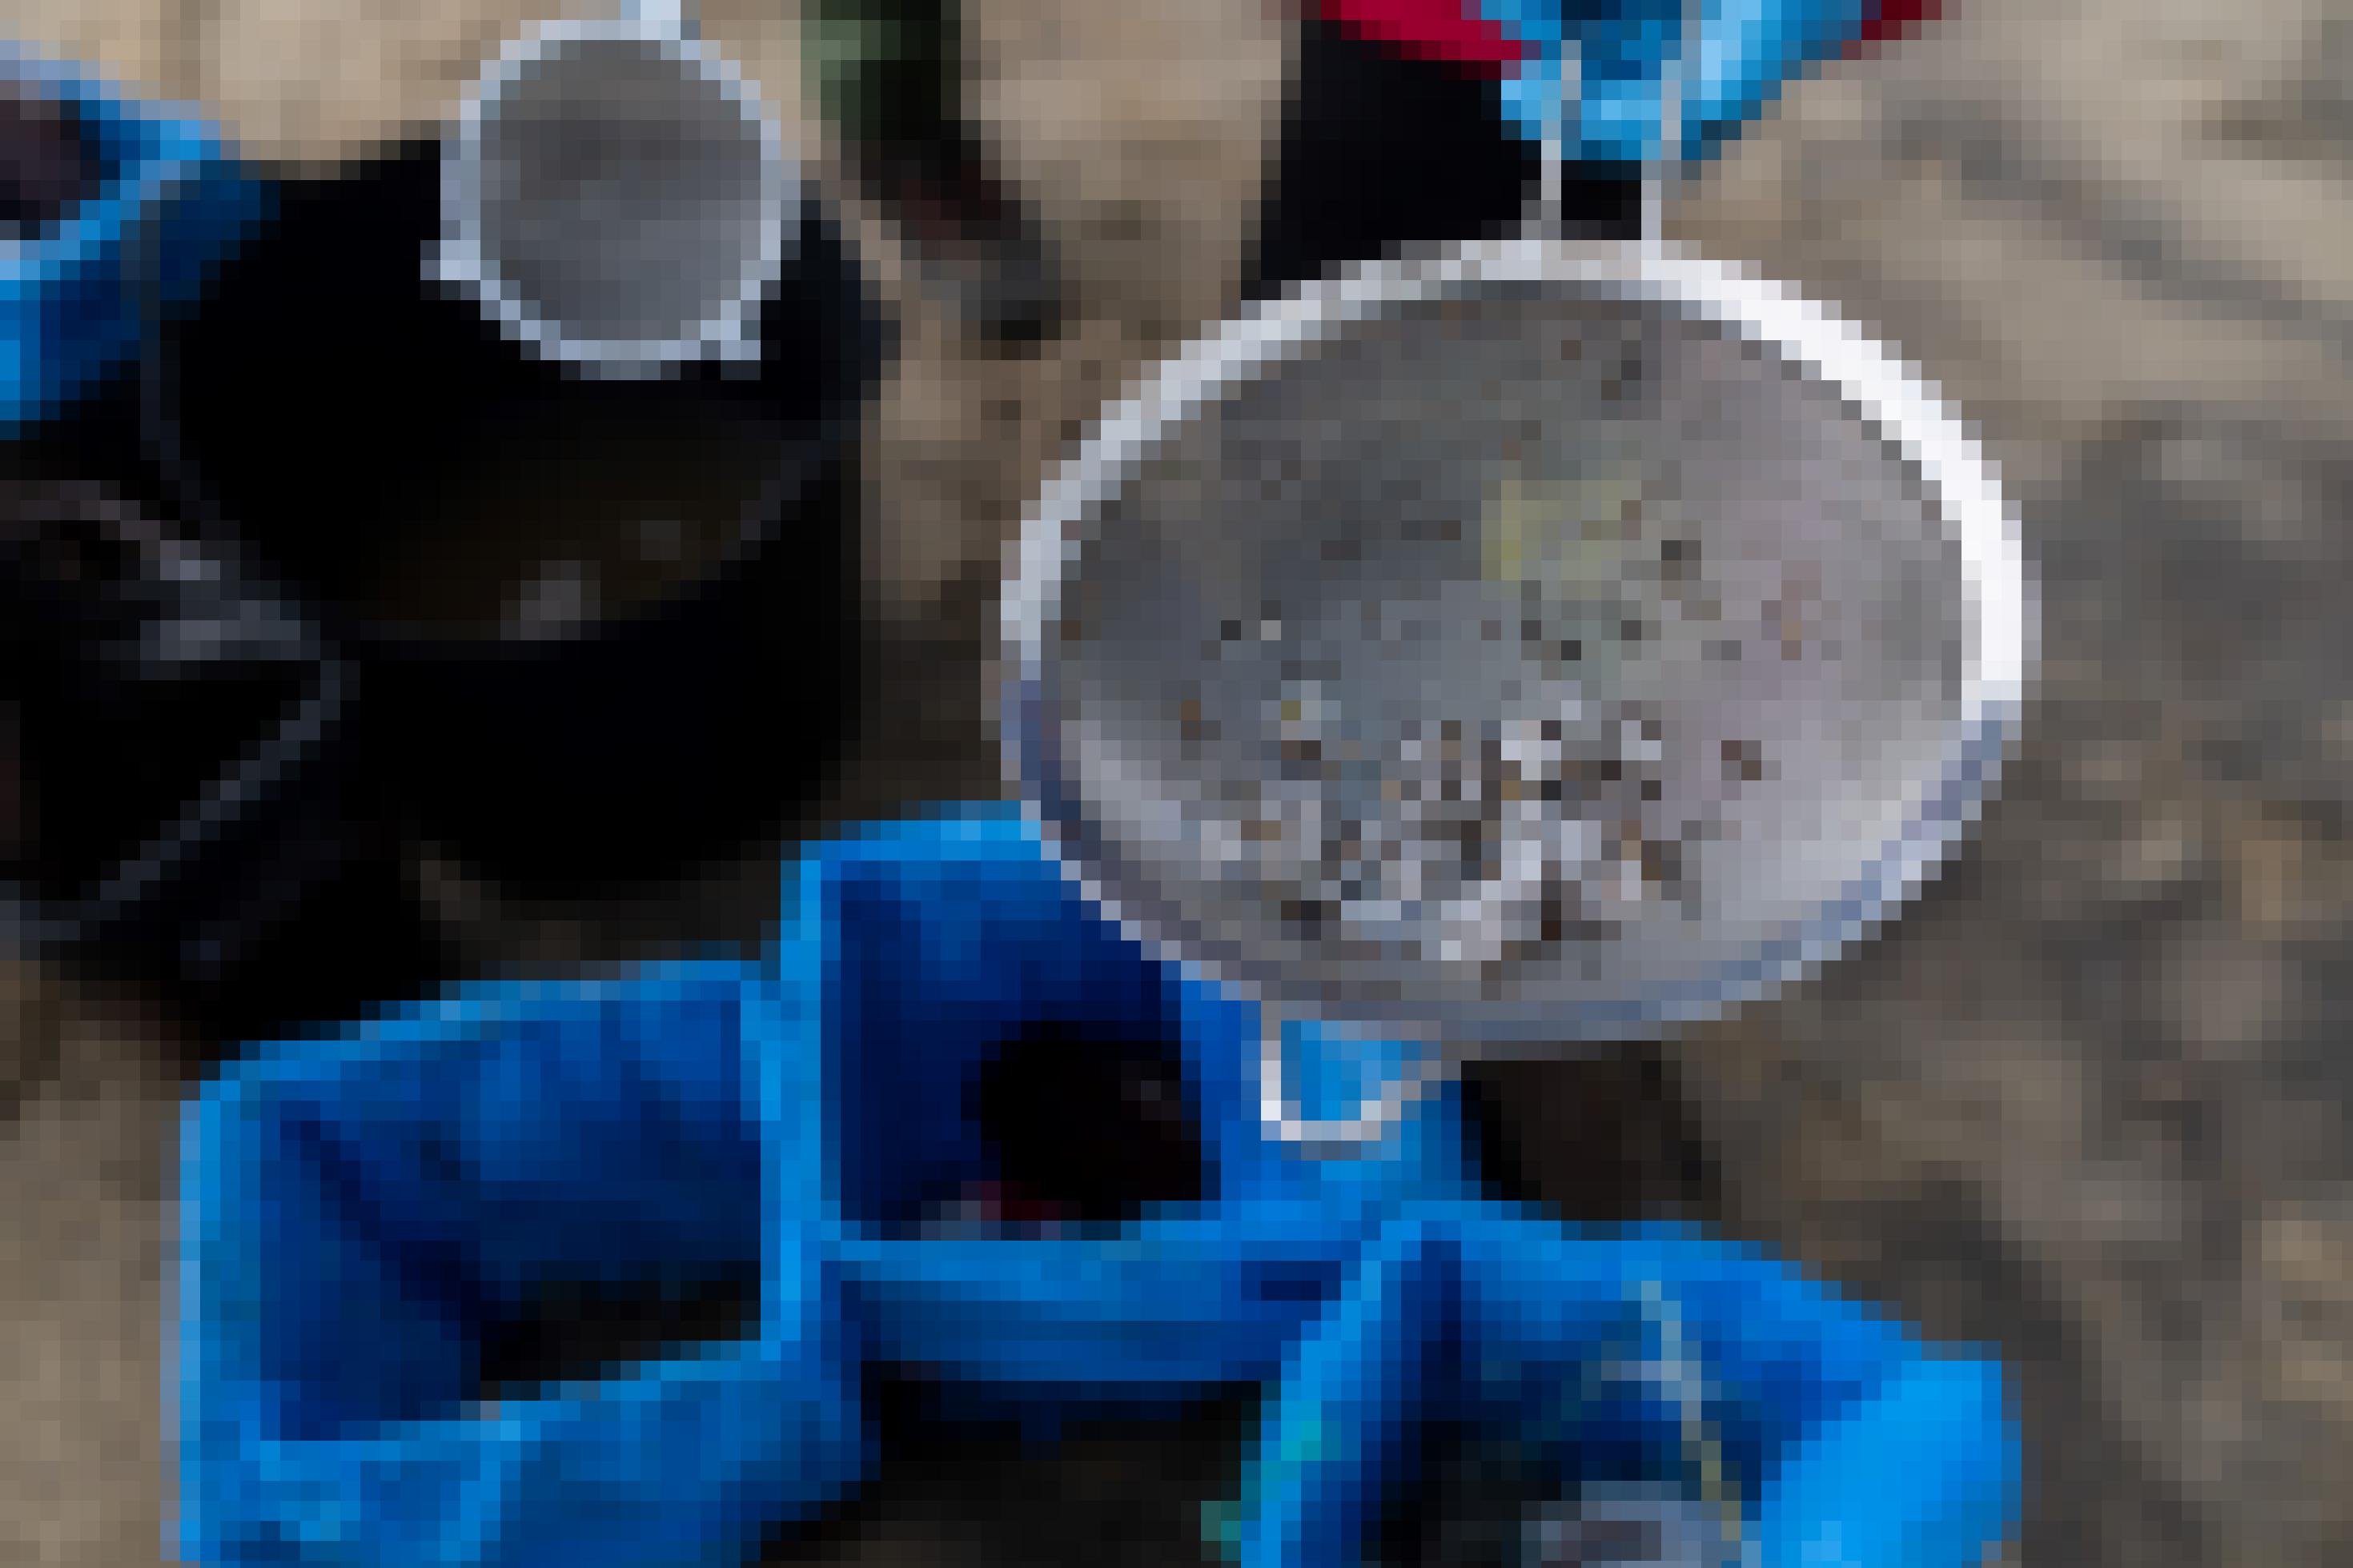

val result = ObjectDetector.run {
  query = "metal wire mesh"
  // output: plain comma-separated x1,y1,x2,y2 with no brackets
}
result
1008,243,2026,1067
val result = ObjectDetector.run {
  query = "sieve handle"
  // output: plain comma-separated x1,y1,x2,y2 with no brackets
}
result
1533,38,1578,239
1256,1016,1464,1151
623,0,692,38
1643,0,1701,252
1532,2,1694,247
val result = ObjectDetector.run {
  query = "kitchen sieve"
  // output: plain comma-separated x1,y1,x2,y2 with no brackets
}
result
431,0,795,379
1002,22,2034,1149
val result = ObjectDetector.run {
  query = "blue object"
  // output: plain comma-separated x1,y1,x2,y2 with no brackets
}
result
2,43,267,431
178,803,2016,1567
1223,1203,2022,1568
767,803,1485,1412
1476,0,1872,166
176,805,1484,1567
175,961,869,1568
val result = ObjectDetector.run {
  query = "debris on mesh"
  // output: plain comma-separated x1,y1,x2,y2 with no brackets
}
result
1241,693,1688,972
1200,452,1783,976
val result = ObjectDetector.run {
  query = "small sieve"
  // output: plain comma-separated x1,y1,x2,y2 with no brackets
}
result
431,0,795,379
1003,18,2034,1149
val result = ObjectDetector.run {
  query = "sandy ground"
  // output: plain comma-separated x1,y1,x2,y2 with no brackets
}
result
9,2,2353,1566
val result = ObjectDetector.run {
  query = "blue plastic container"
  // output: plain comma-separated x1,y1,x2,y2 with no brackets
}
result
1225,1204,2022,1568
177,805,2014,1567
175,961,869,1568
766,803,1486,1412
2,43,266,431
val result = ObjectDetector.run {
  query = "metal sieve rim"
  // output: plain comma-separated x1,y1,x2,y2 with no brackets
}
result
434,13,798,379
1001,233,2037,1050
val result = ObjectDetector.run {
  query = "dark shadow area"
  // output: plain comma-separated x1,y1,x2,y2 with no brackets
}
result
1460,1045,1725,1227
474,1267,769,1408
762,1373,1254,1568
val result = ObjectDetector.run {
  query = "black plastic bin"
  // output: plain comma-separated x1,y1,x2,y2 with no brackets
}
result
1,452,457,1046
147,142,889,899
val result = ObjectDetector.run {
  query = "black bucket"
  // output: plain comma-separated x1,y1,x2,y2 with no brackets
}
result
147,141,889,899
0,452,458,1047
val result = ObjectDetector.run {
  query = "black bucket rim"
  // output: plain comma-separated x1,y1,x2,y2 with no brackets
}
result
139,139,886,663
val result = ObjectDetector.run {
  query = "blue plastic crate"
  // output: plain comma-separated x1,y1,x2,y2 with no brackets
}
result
765,803,1487,1411
2,44,270,431
1223,1203,2022,1568
175,805,2018,1568
175,961,870,1568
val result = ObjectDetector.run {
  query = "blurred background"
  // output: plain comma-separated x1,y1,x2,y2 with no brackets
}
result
7,1,2353,1566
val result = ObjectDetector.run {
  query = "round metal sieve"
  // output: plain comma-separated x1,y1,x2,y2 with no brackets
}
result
432,0,794,379
1002,58,2032,1150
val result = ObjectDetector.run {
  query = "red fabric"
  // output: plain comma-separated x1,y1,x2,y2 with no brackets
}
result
1313,0,1531,80
1314,1,1946,77
1853,0,1943,50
